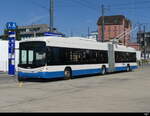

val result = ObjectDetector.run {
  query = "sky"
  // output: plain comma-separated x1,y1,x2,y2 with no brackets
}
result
0,0,150,41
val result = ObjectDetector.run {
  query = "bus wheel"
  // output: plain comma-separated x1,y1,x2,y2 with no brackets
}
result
64,68,72,80
18,76,24,82
127,65,131,72
101,66,106,75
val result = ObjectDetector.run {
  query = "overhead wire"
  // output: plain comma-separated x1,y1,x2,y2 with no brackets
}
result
25,0,50,25
109,0,150,10
110,0,150,7
30,0,49,12
27,0,150,35
68,0,98,12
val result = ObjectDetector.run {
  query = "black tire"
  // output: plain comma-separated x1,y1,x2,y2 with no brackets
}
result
64,68,72,80
18,76,24,82
101,66,106,75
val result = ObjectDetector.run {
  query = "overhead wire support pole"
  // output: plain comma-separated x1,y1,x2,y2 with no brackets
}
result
143,25,147,60
50,0,54,32
101,4,105,42
88,27,90,39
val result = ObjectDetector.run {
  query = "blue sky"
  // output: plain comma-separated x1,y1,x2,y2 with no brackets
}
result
0,0,150,40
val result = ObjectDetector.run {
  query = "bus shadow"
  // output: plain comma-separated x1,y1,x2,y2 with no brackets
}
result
71,71,130,80
21,71,132,83
20,78,65,83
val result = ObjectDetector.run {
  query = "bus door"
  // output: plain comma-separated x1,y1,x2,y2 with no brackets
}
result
108,44,115,72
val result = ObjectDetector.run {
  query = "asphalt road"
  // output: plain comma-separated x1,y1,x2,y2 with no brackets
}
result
0,73,17,84
0,64,150,112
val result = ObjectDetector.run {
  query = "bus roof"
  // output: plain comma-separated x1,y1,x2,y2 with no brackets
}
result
20,36,137,53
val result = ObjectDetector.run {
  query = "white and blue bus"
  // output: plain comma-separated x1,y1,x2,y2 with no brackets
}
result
18,36,138,81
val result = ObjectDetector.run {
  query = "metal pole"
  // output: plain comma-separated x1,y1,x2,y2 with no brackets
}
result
50,0,54,32
143,25,147,60
34,31,36,37
70,30,73,37
101,4,105,42
124,24,126,46
88,27,90,39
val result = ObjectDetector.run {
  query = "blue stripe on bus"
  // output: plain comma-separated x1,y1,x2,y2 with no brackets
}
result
115,67,127,71
115,66,138,71
18,71,64,79
18,68,101,79
72,68,101,76
18,66,138,79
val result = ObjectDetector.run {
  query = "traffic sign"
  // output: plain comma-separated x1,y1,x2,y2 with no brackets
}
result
6,22,17,30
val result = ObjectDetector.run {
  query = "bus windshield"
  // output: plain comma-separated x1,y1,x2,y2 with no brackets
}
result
19,41,46,68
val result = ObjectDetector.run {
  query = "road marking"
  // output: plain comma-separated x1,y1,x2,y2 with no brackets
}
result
18,82,23,88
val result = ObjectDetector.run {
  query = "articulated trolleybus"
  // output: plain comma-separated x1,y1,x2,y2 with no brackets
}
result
18,36,138,81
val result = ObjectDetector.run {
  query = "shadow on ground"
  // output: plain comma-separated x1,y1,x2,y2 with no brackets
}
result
19,70,131,83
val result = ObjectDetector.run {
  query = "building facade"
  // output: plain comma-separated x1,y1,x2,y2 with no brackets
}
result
127,42,140,51
97,15,132,46
0,24,65,40
18,24,50,39
18,24,65,40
